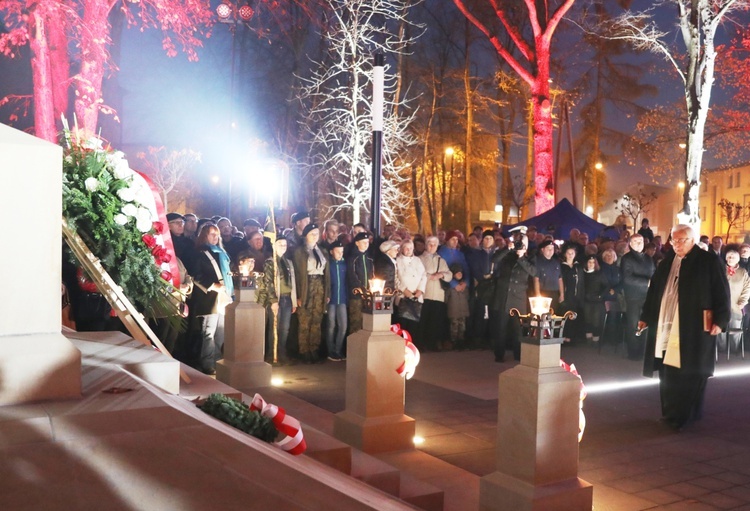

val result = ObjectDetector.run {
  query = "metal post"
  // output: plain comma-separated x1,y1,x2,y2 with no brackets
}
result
370,54,384,237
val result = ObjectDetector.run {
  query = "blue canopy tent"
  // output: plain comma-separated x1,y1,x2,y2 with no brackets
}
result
502,198,620,240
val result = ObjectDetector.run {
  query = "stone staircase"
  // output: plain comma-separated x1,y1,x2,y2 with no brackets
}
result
179,364,445,511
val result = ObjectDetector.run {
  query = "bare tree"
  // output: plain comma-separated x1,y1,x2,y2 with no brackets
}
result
298,0,424,226
136,147,202,211
717,198,750,243
609,0,748,233
612,183,657,228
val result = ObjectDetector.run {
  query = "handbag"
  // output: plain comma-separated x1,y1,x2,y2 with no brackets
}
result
398,297,423,322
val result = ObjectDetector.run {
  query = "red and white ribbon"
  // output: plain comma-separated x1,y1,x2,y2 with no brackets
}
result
560,359,587,442
249,393,307,455
391,323,420,380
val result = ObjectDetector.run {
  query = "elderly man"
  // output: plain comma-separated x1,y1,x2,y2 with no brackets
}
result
638,224,730,431
620,234,655,360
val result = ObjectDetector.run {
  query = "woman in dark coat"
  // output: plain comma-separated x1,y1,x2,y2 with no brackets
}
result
582,255,608,342
560,246,585,343
188,222,233,375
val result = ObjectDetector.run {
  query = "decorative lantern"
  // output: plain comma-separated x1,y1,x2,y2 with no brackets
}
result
509,296,576,345
353,278,397,314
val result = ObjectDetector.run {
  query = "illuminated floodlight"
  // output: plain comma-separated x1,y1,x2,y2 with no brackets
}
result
271,377,284,387
494,204,503,213
238,5,254,20
413,436,425,446
585,205,593,216
211,175,220,184
216,3,233,21
594,162,603,170
445,146,454,156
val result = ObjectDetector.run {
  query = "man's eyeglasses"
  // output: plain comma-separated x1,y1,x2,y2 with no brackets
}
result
672,238,692,244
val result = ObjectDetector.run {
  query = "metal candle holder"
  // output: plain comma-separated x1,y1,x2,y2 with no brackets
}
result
353,278,398,314
510,296,576,345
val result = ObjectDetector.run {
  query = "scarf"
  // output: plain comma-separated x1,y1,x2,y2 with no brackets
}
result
655,255,682,365
205,243,234,298
728,265,737,277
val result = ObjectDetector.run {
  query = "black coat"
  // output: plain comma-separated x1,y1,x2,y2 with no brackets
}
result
374,253,398,290
491,249,536,312
620,251,655,301
188,249,225,316
347,249,375,298
640,245,731,378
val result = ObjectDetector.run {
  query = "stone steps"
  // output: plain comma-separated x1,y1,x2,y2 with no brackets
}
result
180,370,444,510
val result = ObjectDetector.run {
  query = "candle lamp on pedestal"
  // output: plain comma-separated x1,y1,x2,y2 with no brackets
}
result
215,259,272,389
480,297,592,511
334,279,416,453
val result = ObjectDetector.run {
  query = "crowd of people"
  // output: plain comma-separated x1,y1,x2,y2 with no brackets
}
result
63,210,750,378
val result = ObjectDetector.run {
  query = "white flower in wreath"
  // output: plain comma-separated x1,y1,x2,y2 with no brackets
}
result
64,155,73,164
121,203,138,218
109,154,134,180
114,214,129,226
83,137,104,151
132,181,152,205
116,187,136,202
135,207,154,233
84,177,99,192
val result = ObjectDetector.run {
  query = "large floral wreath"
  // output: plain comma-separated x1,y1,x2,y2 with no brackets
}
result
61,124,179,319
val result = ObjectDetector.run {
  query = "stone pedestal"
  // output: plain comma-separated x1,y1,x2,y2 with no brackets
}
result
0,124,81,405
480,338,592,511
334,313,415,453
216,286,271,389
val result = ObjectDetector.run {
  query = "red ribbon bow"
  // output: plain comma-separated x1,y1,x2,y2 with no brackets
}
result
249,393,306,455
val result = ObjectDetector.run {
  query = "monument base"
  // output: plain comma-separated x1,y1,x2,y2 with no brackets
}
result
0,332,81,405
216,359,272,389
334,410,415,454
480,471,593,511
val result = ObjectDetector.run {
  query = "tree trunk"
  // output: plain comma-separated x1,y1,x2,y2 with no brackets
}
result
678,0,722,236
47,11,69,120
463,18,473,234
74,0,111,136
521,99,534,219
531,48,554,215
29,7,57,143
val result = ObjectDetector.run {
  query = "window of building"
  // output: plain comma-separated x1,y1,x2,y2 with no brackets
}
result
737,172,741,188
729,174,734,188
701,207,706,221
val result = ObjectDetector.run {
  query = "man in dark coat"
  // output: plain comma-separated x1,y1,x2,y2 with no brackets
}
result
638,224,730,431
620,234,655,360
490,233,536,362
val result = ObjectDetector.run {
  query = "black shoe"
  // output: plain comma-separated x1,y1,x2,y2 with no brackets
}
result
495,354,506,363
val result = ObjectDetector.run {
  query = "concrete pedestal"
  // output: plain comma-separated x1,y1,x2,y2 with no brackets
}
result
0,124,81,405
480,340,592,511
334,313,415,453
216,286,271,389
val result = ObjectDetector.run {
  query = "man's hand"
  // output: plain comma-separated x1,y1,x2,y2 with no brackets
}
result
456,282,467,292
403,289,413,299
414,290,423,299
709,324,722,336
637,321,647,332
271,302,279,314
